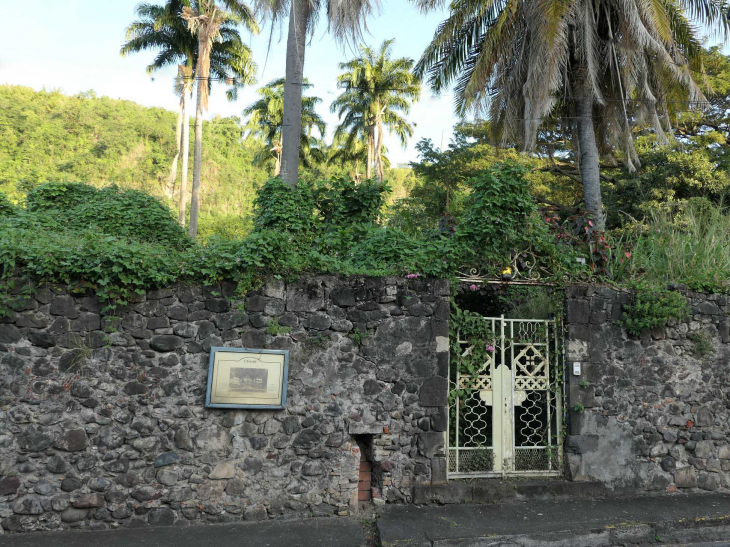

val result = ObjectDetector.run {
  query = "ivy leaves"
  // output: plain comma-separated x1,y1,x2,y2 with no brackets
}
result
621,282,691,336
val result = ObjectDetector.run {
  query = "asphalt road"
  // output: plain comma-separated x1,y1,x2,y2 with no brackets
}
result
0,518,366,547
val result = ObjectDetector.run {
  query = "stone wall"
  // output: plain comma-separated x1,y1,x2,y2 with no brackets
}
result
565,286,730,493
0,276,450,532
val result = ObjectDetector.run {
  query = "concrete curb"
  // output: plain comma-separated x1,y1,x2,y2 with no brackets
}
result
397,518,730,547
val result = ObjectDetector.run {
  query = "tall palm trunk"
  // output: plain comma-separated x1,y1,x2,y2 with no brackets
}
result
179,78,192,227
281,0,310,187
366,126,374,179
375,116,385,182
189,32,213,239
168,96,183,200
575,68,605,231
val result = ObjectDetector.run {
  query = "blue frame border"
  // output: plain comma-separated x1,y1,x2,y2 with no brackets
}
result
205,347,289,410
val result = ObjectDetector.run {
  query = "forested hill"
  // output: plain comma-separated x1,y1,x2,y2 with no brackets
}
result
0,85,269,237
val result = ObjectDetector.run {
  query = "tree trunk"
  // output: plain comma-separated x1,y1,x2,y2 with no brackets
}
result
189,36,210,239
375,117,385,183
274,146,282,176
280,0,310,187
575,68,605,231
366,128,374,179
168,96,183,200
179,84,191,227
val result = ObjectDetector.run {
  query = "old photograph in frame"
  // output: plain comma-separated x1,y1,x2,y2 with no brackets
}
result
205,347,289,409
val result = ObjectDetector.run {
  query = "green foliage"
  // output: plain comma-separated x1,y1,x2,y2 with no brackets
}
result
25,182,99,212
253,178,316,234
265,318,291,336
349,328,369,346
26,182,191,249
0,193,15,217
606,201,730,293
0,86,267,233
498,286,560,320
688,331,714,357
604,138,730,225
451,163,553,269
449,302,496,385
314,176,390,229
621,283,690,336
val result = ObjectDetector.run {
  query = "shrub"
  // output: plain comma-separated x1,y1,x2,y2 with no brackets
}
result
453,163,539,266
313,176,390,228
26,182,100,212
0,193,15,217
253,178,316,234
621,282,690,336
26,182,190,250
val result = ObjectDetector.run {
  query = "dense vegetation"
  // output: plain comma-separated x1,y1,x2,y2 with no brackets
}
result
2,55,730,309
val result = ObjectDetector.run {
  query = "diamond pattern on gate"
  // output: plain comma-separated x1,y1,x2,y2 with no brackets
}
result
513,345,548,391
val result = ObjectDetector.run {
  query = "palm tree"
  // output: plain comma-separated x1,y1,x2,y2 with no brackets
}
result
328,132,390,181
182,0,258,238
254,0,380,187
121,0,257,229
415,0,728,230
243,78,326,175
122,1,195,225
331,39,420,182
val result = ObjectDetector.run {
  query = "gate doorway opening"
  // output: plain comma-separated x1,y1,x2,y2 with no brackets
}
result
448,313,564,478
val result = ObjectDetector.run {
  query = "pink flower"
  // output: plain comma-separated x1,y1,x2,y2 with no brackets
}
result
469,284,481,291
485,344,495,353
625,252,631,258
405,273,421,280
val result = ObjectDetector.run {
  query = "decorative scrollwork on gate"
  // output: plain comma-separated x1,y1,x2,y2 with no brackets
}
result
456,248,551,284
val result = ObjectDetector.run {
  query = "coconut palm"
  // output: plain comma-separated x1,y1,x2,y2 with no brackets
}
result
331,39,420,182
121,0,257,229
415,0,728,230
243,78,327,175
181,0,258,238
253,0,380,187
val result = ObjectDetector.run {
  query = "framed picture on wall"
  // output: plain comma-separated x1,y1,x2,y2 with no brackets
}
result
205,347,289,409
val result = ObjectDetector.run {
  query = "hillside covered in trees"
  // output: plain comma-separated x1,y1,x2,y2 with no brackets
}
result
0,85,422,238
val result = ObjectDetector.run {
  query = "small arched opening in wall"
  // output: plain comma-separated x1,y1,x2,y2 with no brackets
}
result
352,435,381,506
448,281,566,479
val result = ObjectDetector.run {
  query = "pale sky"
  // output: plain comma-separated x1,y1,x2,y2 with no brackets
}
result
0,2,725,166
0,0,456,166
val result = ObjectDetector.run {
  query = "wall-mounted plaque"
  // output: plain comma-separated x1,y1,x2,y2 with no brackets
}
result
205,347,289,409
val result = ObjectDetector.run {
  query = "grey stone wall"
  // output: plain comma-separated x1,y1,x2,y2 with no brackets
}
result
0,276,449,532
565,285,730,493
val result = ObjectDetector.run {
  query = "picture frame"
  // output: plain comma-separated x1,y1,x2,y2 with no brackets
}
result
205,347,289,409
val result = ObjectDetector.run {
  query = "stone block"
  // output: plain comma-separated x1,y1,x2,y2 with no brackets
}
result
566,300,590,324
60,508,88,523
419,377,448,407
286,280,324,312
55,428,88,452
431,457,447,485
674,466,697,488
244,504,267,521
417,431,444,458
209,461,235,480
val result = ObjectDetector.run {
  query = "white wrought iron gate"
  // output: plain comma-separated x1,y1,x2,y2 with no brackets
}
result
448,316,563,478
